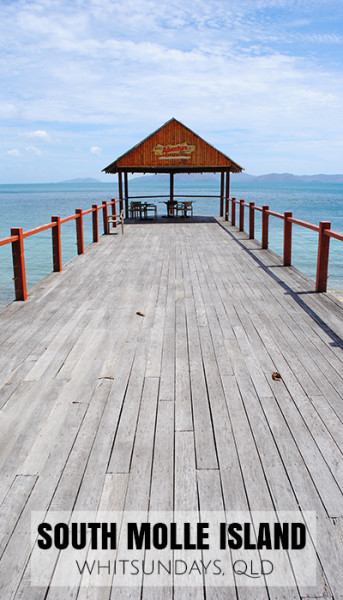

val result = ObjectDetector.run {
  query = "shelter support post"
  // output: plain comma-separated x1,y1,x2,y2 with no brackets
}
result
170,172,174,204
225,171,230,221
220,172,225,217
225,197,230,221
118,171,124,215
124,172,129,218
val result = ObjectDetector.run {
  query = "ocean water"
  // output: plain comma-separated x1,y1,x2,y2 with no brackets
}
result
0,178,342,308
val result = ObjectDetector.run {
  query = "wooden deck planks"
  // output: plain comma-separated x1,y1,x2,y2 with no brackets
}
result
0,217,342,599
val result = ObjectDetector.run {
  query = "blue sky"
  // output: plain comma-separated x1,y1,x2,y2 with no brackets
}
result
0,0,343,182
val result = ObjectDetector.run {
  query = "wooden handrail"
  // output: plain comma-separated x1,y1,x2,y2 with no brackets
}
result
267,210,284,219
0,198,119,302
0,234,18,247
23,222,56,237
226,197,342,293
324,228,343,242
289,217,319,232
0,194,342,301
60,214,78,224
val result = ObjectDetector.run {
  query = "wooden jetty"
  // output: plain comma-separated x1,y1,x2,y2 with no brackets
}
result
1,215,343,599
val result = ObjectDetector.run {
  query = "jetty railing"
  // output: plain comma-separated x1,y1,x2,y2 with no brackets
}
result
1,195,342,303
0,199,119,302
226,198,343,293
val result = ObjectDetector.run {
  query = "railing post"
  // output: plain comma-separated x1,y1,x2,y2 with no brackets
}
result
220,172,225,217
239,199,244,232
92,205,99,243
249,202,255,239
102,201,108,234
225,197,230,221
75,209,84,254
283,211,292,266
231,198,236,226
262,205,269,249
316,221,331,292
11,227,27,301
51,216,62,272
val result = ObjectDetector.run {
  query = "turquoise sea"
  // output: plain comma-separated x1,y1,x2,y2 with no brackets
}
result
0,178,342,308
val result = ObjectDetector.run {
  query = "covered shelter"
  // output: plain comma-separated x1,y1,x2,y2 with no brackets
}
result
102,118,244,217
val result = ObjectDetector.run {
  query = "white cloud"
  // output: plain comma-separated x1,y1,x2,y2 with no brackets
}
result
25,130,51,142
29,129,51,142
7,149,21,157
1,0,343,178
25,145,42,156
90,146,102,154
0,102,18,119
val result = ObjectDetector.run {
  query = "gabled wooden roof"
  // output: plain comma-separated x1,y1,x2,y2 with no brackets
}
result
102,118,243,174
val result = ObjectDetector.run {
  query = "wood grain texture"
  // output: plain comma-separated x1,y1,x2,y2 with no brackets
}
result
0,216,342,599
103,118,243,173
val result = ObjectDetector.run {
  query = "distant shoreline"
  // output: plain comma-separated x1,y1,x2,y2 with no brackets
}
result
1,173,343,185
61,173,343,184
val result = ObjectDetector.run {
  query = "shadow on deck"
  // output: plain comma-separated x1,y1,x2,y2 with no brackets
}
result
0,217,343,599
123,214,218,224
218,219,343,350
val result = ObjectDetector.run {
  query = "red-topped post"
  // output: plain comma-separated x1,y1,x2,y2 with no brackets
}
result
316,221,331,292
283,211,292,266
92,205,99,242
249,202,255,239
239,199,244,232
75,209,84,254
52,216,62,272
231,198,236,226
124,172,129,217
262,205,269,249
11,227,27,301
102,201,108,234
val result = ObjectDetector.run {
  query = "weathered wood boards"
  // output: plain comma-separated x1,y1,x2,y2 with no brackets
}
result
0,216,342,599
102,118,243,174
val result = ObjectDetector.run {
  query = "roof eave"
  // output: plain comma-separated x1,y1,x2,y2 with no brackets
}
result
102,164,244,175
